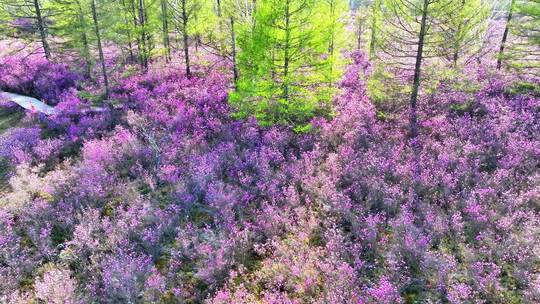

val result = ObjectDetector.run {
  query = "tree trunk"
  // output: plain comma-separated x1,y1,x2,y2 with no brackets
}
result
181,0,191,77
33,0,51,59
368,0,379,60
161,0,171,62
130,0,143,68
216,0,222,17
357,13,363,51
452,0,466,68
409,0,429,142
409,0,429,192
121,0,135,63
230,17,238,90
328,0,336,78
76,1,92,78
91,0,110,99
282,0,291,102
138,0,148,71
497,0,515,70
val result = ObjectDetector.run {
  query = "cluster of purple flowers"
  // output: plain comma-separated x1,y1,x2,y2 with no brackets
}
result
0,54,81,105
0,52,539,303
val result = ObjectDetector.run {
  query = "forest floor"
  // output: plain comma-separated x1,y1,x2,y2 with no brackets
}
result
0,107,24,134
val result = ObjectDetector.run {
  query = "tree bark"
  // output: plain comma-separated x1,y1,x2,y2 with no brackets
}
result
181,0,191,77
409,0,429,193
497,0,515,70
138,0,148,71
369,0,379,60
282,0,291,102
76,1,92,78
121,0,135,63
409,0,429,142
357,13,363,51
33,0,51,59
230,17,238,90
161,0,171,62
91,0,110,98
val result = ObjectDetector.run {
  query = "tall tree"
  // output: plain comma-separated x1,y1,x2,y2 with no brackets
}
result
0,0,53,58
507,0,540,75
378,0,461,210
231,0,345,130
33,0,52,59
497,0,516,69
170,0,204,77
437,0,490,67
368,0,381,59
317,0,348,81
90,0,110,98
161,0,171,62
49,0,94,77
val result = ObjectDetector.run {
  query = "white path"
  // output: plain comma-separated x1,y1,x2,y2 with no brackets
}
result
0,91,57,115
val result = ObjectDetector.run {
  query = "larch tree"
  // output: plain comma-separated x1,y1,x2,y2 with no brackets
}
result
368,0,381,60
49,0,94,77
316,0,349,82
0,0,53,59
497,0,516,69
436,0,490,67
378,0,462,212
90,0,109,98
231,0,345,131
169,0,205,77
161,0,171,62
507,0,540,75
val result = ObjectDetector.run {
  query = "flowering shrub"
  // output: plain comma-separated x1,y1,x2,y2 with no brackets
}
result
0,53,539,303
0,54,81,105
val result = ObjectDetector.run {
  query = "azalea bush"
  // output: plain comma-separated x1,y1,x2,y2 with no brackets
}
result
0,53,539,303
0,54,81,105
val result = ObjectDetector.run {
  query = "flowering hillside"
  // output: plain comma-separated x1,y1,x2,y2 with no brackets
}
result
1,0,540,302
0,49,539,303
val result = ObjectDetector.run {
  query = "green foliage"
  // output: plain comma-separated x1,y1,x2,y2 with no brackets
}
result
508,0,540,75
506,80,540,96
50,224,72,247
231,0,348,131
435,0,491,66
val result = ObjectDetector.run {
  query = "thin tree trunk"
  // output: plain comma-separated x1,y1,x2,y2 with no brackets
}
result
33,0,51,59
409,0,429,194
357,13,363,51
161,0,171,62
409,0,429,141
91,0,109,98
130,0,143,68
215,0,227,56
328,0,336,78
216,0,222,16
497,0,515,70
452,0,465,68
77,1,92,78
230,17,238,90
138,0,148,71
283,0,291,102
121,0,135,63
369,0,378,60
181,0,191,77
